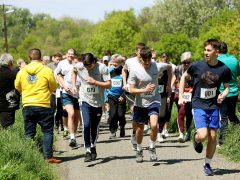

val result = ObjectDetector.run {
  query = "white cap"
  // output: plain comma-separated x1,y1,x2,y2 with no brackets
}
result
103,55,109,61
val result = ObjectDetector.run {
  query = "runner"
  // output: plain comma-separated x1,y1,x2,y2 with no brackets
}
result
218,42,240,146
72,53,111,162
128,46,172,162
107,54,126,139
175,52,193,142
178,39,231,176
122,42,145,150
54,48,81,147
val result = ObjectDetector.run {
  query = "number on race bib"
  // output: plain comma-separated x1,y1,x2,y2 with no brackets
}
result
158,85,164,93
141,90,156,98
84,85,99,94
183,92,192,102
200,87,217,99
111,79,122,87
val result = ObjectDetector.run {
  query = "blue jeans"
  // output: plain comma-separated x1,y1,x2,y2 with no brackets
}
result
80,102,102,148
23,106,54,159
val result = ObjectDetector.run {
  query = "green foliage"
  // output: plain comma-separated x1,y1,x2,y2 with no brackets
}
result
0,110,57,180
194,9,240,60
87,10,139,57
149,33,192,64
14,16,94,61
218,124,240,162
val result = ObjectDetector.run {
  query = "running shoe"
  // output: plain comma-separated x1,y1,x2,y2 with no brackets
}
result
149,147,158,161
178,133,184,143
193,131,203,153
131,133,137,151
84,152,92,162
109,132,116,139
203,163,214,176
63,129,69,138
45,157,62,164
69,138,77,147
91,147,97,160
136,150,143,163
184,131,191,142
157,133,164,143
164,129,170,138
143,124,148,135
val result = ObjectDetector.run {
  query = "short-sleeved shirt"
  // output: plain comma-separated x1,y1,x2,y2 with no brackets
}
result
54,59,80,98
74,62,111,107
187,60,231,109
128,62,168,108
218,54,240,97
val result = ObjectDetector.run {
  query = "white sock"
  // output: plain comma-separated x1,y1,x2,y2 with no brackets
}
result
149,140,155,149
70,133,75,139
64,127,68,131
137,144,142,151
86,147,91,153
205,158,212,165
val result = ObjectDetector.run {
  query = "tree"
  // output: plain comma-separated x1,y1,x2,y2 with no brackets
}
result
87,10,139,58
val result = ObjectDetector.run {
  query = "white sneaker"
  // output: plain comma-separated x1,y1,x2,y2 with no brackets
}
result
157,133,164,143
164,129,170,138
143,124,148,135
178,133,184,143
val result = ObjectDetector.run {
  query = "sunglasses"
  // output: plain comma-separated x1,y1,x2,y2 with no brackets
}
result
182,61,190,65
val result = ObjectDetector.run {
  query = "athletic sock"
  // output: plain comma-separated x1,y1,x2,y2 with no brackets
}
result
205,158,212,165
149,140,156,149
137,144,142,151
70,133,75,139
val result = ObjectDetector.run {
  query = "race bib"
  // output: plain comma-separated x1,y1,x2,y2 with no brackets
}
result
200,87,217,99
141,89,156,98
183,92,192,102
158,85,164,93
111,79,122,87
84,85,99,94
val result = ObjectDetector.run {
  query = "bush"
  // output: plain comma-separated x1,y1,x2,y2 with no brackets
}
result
0,109,57,180
218,124,240,162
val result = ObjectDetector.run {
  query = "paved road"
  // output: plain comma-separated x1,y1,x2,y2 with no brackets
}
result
55,115,240,180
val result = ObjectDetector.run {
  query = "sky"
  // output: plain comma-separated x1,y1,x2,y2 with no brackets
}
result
2,0,155,22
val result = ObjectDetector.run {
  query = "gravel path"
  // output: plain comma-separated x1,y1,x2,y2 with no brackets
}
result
54,115,240,180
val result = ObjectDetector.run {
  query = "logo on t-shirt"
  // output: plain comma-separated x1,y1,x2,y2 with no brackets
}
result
201,71,219,86
27,75,37,84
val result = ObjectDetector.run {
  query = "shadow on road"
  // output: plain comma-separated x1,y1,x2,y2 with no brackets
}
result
58,154,85,162
214,168,240,175
86,155,135,167
158,158,204,165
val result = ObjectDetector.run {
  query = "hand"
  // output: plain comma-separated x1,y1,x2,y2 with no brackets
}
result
123,84,129,91
86,77,96,85
178,97,185,106
63,83,70,92
71,86,77,95
118,96,125,104
145,83,155,93
217,93,225,104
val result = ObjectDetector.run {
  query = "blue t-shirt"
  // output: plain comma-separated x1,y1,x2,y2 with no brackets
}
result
218,54,240,97
108,66,124,98
187,60,231,109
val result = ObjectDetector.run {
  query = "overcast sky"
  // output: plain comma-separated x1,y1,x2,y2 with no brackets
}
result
2,0,155,22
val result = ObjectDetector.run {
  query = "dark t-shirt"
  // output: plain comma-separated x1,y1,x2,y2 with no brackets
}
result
187,60,231,109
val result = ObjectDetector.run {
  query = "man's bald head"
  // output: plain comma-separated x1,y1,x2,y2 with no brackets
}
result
29,48,41,61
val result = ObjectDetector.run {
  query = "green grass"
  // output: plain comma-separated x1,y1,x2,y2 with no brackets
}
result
0,109,58,180
218,124,240,162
